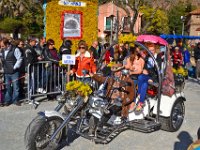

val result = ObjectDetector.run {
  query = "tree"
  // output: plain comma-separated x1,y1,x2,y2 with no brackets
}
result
0,18,24,39
168,4,186,34
0,0,34,18
0,0,43,39
140,6,169,35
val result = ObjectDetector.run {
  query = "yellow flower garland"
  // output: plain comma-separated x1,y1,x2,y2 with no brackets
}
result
66,80,92,97
46,0,98,53
172,66,188,77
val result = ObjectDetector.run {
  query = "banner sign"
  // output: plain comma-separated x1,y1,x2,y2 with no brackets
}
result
62,54,76,65
58,0,86,7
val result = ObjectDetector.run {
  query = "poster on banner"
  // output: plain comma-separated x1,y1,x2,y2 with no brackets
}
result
62,54,76,65
61,11,83,39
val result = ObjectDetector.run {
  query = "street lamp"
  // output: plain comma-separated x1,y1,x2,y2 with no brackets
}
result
181,16,186,35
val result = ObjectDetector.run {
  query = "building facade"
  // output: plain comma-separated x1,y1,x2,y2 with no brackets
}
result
98,2,142,41
187,9,200,36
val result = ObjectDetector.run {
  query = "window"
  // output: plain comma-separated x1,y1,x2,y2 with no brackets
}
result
105,17,112,30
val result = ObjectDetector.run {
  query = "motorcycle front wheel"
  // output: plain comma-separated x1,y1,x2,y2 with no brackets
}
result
24,115,65,150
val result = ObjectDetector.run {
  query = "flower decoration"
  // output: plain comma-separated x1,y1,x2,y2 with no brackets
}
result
107,61,116,67
118,34,137,46
172,66,188,77
66,80,92,97
45,0,98,53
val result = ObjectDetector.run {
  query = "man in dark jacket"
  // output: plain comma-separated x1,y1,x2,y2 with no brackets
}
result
35,37,46,57
194,43,200,61
59,39,72,56
25,38,42,93
1,38,23,106
194,43,200,78
25,38,41,66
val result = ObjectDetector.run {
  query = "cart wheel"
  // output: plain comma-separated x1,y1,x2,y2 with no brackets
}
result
160,99,185,132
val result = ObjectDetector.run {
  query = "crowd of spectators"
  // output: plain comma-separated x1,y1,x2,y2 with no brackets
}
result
0,36,200,110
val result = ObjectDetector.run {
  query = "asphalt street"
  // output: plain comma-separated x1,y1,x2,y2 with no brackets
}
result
0,78,200,150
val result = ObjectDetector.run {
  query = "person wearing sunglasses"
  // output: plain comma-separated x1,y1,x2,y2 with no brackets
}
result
70,40,96,83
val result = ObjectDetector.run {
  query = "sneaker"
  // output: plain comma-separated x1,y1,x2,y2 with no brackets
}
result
36,88,42,93
14,102,21,106
3,103,10,106
41,89,47,94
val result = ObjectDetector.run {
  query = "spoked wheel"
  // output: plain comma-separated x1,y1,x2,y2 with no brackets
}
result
25,116,65,150
160,100,185,132
171,100,184,130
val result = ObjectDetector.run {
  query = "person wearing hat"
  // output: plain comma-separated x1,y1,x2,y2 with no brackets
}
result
1,38,23,106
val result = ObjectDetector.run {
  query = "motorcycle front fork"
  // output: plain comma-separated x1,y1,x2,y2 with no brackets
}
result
50,97,84,142
54,102,65,112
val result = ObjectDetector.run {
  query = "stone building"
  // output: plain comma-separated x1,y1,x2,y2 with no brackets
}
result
186,9,200,36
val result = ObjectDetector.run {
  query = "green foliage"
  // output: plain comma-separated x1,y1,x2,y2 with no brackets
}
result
141,6,169,35
167,4,186,34
0,0,43,38
167,2,196,34
0,18,23,32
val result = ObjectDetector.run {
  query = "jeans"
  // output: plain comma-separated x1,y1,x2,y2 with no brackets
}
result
38,65,47,89
137,74,151,104
4,72,20,104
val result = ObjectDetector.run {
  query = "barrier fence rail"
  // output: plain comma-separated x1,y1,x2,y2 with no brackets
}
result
27,61,67,105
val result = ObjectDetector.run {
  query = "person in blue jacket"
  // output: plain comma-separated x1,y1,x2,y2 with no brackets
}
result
183,47,191,69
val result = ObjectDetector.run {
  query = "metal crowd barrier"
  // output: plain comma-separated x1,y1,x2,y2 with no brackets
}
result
27,61,67,105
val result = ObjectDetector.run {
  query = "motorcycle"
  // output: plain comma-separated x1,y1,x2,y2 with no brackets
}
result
25,39,186,150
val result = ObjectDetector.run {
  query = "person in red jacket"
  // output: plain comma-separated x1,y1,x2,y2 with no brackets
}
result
172,47,183,69
70,41,96,83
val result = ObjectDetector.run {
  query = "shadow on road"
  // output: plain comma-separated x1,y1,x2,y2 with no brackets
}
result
58,129,80,149
187,78,200,85
174,131,193,150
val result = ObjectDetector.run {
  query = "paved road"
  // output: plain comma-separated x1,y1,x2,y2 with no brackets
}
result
0,78,200,150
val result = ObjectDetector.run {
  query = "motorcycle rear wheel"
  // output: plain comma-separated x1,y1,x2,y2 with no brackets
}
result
24,115,64,150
